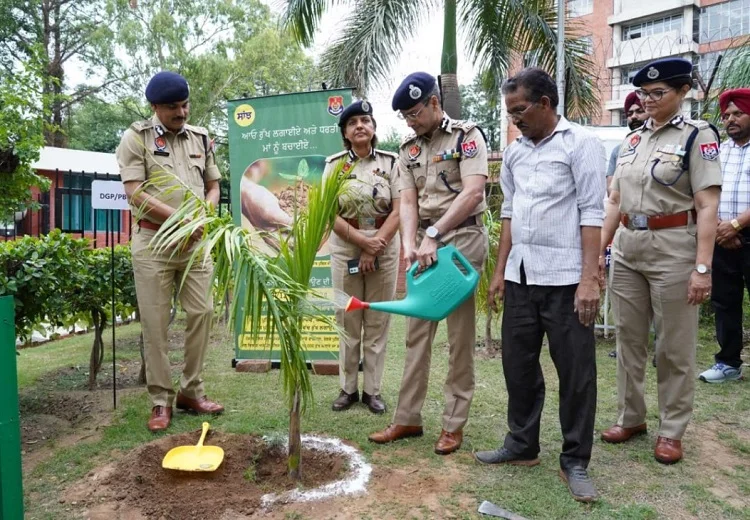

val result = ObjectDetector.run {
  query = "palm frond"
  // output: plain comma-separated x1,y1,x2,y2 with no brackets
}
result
461,0,600,120
282,0,337,46
317,0,436,94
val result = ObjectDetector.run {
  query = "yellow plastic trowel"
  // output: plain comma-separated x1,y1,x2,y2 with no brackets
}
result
162,422,224,472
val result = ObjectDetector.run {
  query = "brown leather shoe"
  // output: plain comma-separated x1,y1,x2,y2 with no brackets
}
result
361,392,386,414
654,436,682,464
601,423,647,443
435,429,463,455
368,424,423,444
331,390,359,411
175,393,224,414
148,406,172,432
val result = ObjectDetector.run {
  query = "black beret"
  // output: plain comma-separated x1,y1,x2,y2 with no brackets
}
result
145,71,190,104
632,58,692,87
391,72,437,111
338,100,374,127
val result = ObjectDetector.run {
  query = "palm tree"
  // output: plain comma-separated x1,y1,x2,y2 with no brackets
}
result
139,163,348,480
283,0,599,120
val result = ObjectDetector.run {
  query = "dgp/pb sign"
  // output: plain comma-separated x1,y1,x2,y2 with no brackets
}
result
91,180,130,210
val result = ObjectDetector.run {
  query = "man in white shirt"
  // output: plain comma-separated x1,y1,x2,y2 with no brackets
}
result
699,88,750,383
474,68,605,503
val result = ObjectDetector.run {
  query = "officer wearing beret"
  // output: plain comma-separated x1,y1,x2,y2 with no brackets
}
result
368,72,489,455
323,100,401,414
117,71,224,432
599,58,722,463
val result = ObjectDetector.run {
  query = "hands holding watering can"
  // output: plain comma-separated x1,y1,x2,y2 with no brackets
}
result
403,236,438,271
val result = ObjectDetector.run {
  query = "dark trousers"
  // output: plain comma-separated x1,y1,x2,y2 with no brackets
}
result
711,237,750,368
501,276,597,470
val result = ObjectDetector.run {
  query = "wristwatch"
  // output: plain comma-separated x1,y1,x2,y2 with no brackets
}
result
425,225,442,241
731,218,743,231
694,263,712,275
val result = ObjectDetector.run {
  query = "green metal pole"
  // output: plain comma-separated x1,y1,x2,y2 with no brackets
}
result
0,296,23,520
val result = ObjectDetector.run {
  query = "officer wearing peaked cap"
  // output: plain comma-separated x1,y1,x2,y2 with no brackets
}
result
369,72,489,455
599,57,722,463
322,100,401,415
116,71,224,432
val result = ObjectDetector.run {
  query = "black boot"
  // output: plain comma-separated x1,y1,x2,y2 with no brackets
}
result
332,390,359,411
362,392,386,414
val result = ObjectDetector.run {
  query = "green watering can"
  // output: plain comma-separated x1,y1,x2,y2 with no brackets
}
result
345,245,479,321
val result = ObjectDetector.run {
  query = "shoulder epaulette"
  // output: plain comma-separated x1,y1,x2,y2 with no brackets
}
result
184,123,209,136
325,150,348,163
450,120,477,133
130,120,153,132
374,149,398,159
400,133,418,147
683,118,709,130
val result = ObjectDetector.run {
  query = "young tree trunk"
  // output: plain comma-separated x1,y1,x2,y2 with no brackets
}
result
288,385,302,480
88,308,106,390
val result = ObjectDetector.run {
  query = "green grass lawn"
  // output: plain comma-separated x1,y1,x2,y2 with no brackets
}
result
16,313,750,519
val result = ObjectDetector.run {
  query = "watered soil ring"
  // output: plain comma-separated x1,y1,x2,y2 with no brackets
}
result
260,434,372,507
70,429,371,519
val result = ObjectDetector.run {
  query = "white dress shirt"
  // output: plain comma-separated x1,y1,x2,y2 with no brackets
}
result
500,117,606,286
718,138,750,222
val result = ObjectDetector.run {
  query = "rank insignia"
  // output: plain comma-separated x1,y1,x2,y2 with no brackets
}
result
408,144,421,161
699,142,719,161
461,140,478,158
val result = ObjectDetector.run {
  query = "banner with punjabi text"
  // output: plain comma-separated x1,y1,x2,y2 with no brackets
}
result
227,89,352,362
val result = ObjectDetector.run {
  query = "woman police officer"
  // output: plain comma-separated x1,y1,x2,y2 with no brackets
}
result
598,58,722,464
323,101,401,414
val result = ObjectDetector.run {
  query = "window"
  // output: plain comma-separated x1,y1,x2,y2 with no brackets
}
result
60,174,122,233
624,15,683,40
568,0,593,18
619,63,647,85
700,0,750,43
693,51,725,86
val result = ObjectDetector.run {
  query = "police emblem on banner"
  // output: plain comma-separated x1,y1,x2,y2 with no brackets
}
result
461,140,478,158
408,144,421,161
328,96,344,116
699,142,719,161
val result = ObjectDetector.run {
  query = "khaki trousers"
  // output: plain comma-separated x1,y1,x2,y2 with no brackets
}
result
393,226,488,433
131,228,214,407
610,226,698,440
330,229,400,395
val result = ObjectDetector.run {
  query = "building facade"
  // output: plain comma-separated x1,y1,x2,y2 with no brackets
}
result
501,0,749,147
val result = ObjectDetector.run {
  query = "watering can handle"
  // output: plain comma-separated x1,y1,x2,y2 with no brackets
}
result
452,248,475,279
197,422,209,448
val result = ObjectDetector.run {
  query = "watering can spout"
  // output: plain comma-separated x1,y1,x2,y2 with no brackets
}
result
343,245,478,322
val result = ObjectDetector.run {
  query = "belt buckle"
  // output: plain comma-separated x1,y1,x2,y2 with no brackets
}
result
630,214,648,230
360,217,376,229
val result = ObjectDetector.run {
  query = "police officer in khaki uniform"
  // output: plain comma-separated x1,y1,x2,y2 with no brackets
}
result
599,58,722,463
369,72,489,455
117,71,224,432
323,100,401,414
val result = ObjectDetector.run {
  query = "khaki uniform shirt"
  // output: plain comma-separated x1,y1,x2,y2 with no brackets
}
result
116,115,222,223
611,114,722,215
323,148,400,220
398,115,488,220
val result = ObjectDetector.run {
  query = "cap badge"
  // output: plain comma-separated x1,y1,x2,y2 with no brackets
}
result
408,84,422,100
646,67,659,80
361,101,370,112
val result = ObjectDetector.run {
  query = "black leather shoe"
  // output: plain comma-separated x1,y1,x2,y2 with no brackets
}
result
331,390,359,411
362,392,386,414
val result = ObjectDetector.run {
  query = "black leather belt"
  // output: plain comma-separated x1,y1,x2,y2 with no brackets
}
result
419,214,481,230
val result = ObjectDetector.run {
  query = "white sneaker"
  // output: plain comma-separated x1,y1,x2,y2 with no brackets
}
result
699,363,743,383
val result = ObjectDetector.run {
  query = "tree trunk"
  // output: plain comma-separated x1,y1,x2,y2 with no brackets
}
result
288,385,302,480
88,309,106,390
440,0,461,118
